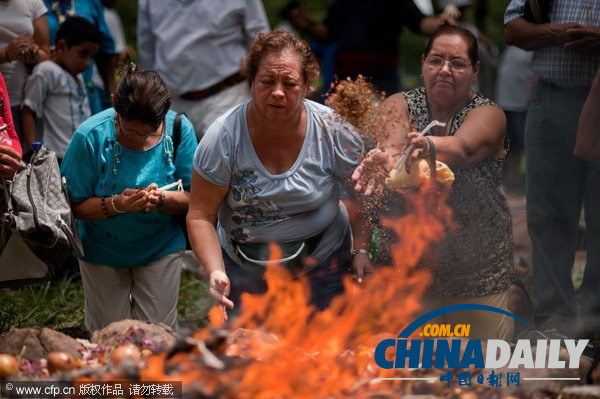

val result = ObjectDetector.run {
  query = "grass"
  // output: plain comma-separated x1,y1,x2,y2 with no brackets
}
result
0,270,210,337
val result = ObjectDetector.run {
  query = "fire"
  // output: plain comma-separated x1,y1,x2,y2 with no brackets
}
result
67,76,455,397
69,183,453,398
71,77,455,396
224,184,453,398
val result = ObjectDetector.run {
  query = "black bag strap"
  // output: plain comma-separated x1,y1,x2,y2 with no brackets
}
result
173,112,205,161
172,112,184,161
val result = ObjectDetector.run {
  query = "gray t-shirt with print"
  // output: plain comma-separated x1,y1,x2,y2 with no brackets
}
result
193,99,364,264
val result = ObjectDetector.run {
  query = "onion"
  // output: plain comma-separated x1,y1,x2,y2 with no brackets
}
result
46,352,76,374
110,344,141,366
0,354,19,378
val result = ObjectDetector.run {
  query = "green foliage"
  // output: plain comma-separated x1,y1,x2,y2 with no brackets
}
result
114,0,137,49
0,277,85,334
0,270,209,335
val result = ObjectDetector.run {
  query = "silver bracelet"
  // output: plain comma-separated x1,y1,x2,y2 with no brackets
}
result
351,248,370,256
111,195,127,214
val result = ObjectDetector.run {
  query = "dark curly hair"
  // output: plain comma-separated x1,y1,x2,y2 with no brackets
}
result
112,63,173,127
240,29,320,92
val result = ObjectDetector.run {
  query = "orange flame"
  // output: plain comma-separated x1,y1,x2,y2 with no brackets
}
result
228,184,453,397
119,184,454,398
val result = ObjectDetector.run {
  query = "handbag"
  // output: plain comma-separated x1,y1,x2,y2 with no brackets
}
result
0,144,83,287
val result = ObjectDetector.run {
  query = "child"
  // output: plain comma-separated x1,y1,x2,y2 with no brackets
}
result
21,16,100,160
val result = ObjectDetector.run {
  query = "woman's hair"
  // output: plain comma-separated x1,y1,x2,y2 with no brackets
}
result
424,24,479,65
240,29,320,90
112,63,173,127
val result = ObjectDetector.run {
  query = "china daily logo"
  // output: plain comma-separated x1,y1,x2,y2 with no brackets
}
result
374,305,589,387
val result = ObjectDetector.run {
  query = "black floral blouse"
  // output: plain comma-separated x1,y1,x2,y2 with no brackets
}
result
404,87,514,297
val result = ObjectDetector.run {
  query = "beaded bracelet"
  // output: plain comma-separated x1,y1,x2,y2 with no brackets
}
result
157,191,166,209
100,197,110,218
111,195,127,213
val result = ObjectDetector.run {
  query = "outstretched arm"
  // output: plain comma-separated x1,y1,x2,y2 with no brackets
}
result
406,105,506,169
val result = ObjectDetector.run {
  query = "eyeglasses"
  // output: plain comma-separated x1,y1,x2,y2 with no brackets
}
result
425,55,471,73
116,115,163,137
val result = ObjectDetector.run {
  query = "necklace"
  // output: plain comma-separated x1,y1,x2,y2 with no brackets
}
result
425,90,476,136
111,115,173,175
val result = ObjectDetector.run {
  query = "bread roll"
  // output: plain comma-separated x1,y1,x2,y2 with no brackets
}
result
385,159,454,192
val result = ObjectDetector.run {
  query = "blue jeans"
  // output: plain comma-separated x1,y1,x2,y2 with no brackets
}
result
222,233,352,316
525,81,600,336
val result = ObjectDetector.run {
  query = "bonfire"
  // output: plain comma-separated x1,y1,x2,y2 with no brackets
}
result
0,78,594,399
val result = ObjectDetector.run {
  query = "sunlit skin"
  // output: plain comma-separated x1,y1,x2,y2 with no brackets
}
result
248,50,307,127
246,49,308,176
115,116,164,151
353,33,504,196
421,34,479,114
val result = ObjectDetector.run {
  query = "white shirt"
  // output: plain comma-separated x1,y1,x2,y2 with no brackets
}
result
22,61,91,158
495,46,535,112
137,0,269,95
0,0,47,106
103,7,126,54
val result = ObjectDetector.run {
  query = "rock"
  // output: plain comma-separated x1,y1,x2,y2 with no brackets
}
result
0,328,43,360
39,328,83,359
563,385,600,399
0,328,82,360
90,320,176,353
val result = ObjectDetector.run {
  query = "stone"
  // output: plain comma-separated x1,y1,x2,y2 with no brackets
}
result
0,328,82,360
90,320,177,353
39,328,83,359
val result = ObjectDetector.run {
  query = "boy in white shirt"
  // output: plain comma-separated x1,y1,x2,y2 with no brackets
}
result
22,16,100,160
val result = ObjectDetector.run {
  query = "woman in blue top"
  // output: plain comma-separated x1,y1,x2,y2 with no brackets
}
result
188,30,371,318
61,64,197,332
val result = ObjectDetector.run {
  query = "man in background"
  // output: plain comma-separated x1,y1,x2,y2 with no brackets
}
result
137,0,269,137
505,0,600,339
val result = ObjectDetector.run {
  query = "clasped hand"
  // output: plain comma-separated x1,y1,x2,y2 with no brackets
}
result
6,35,40,64
114,183,163,213
546,23,600,55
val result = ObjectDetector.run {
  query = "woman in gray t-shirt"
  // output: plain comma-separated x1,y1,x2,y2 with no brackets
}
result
188,31,370,317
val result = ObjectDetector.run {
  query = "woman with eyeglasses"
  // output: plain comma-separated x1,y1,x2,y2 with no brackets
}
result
353,25,513,340
60,64,198,332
